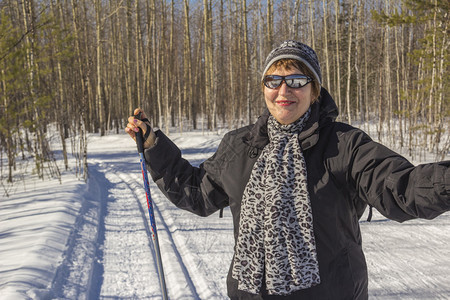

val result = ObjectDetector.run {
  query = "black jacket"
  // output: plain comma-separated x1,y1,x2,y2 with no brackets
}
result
145,88,450,299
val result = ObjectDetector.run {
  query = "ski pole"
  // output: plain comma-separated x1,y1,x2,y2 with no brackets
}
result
134,113,168,300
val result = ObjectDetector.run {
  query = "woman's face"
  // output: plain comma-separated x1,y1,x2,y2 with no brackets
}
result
264,66,314,125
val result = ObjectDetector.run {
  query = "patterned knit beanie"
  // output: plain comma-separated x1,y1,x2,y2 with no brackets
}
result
262,40,322,85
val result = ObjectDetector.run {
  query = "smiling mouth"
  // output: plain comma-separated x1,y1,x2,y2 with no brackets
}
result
276,100,296,106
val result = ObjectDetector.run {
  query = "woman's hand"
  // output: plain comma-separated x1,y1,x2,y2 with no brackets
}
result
125,108,156,149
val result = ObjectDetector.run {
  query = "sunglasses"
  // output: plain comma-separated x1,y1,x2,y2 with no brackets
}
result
263,74,313,89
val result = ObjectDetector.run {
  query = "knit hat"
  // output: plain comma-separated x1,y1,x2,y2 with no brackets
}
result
262,40,322,85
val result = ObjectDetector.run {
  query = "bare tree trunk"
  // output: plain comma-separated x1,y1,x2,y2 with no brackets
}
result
334,0,342,114
267,0,274,51
400,22,406,141
126,0,134,118
322,0,331,90
203,0,213,129
383,0,393,144
428,0,437,151
165,0,175,132
394,24,404,147
410,56,425,159
241,0,251,125
109,0,122,132
228,0,236,129
95,0,105,135
1,68,13,182
309,0,315,49
51,0,69,170
135,0,142,108
217,0,226,126
81,0,95,133
435,6,447,156
291,0,301,40
345,0,354,124
363,24,370,132
146,0,157,124
155,41,162,128
183,0,193,132
355,0,363,122
377,64,383,142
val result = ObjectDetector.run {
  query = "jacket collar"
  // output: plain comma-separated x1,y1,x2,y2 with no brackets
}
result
243,87,338,151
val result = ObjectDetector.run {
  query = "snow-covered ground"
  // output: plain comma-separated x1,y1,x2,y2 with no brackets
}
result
0,129,449,299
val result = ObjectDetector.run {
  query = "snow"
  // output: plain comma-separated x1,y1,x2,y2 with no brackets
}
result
0,129,449,299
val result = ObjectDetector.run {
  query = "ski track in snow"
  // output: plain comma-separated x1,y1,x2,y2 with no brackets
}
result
51,133,232,299
0,131,449,299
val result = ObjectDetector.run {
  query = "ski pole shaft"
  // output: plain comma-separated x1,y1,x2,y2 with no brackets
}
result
135,113,168,300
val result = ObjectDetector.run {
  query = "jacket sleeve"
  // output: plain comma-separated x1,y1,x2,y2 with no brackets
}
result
342,128,450,222
143,130,229,217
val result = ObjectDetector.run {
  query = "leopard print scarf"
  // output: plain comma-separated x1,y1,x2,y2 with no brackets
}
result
232,109,321,295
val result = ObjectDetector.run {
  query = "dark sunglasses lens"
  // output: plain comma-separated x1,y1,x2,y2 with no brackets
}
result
286,76,310,88
264,76,282,89
264,75,312,89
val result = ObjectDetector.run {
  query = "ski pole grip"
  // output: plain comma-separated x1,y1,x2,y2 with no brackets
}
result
134,112,145,154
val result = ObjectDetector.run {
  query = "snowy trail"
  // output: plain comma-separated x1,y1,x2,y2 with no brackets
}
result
361,211,450,299
95,169,163,299
56,146,203,299
52,133,231,299
0,131,448,299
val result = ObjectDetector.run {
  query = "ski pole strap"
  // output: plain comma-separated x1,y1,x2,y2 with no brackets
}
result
134,112,152,154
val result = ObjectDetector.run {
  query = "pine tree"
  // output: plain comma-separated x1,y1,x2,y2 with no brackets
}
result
373,0,449,157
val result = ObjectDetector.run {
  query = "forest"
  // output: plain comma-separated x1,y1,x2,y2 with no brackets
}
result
0,0,448,184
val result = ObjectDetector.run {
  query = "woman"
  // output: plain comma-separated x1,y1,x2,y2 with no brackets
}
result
126,40,449,299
